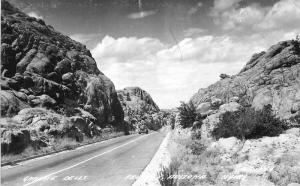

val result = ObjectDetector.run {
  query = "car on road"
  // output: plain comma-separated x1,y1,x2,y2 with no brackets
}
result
138,125,149,134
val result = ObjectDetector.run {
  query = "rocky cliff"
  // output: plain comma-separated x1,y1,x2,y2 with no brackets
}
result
117,87,159,114
117,87,163,130
191,40,300,122
1,0,124,154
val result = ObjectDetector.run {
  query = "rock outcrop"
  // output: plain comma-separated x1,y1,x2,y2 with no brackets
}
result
1,0,124,154
117,87,163,130
117,87,159,114
191,40,300,122
200,102,242,140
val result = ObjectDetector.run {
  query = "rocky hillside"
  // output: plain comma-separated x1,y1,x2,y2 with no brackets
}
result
191,40,300,121
117,87,159,114
1,0,124,154
117,87,163,130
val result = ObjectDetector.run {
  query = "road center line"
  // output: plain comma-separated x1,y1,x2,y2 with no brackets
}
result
23,134,151,186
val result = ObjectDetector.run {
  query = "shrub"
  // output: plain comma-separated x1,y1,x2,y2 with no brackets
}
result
157,159,180,186
290,111,300,125
191,129,202,140
186,140,206,155
212,105,287,140
177,101,198,128
219,73,230,79
292,36,300,55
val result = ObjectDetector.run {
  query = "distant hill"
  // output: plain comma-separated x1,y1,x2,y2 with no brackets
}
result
117,87,165,130
117,87,159,115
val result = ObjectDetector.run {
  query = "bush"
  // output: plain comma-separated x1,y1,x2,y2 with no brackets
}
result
186,140,206,155
212,105,287,140
157,159,180,186
191,129,202,140
177,101,198,128
290,111,300,125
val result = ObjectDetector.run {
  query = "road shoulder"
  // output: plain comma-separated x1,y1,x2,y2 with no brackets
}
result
132,131,171,186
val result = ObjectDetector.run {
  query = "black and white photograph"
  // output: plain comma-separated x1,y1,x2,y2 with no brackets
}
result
1,0,300,185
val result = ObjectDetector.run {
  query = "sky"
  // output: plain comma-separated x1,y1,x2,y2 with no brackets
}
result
9,0,300,109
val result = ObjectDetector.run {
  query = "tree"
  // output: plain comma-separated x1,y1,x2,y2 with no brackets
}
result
177,101,197,128
212,105,287,140
126,93,131,101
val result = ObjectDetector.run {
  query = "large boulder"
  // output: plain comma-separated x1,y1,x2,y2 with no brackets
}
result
70,116,100,137
201,102,242,140
196,102,212,115
30,94,57,107
1,129,31,154
219,102,242,114
0,90,29,116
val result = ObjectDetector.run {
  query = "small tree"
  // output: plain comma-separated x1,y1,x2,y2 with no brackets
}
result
293,35,300,54
177,101,197,128
126,93,131,101
212,105,287,140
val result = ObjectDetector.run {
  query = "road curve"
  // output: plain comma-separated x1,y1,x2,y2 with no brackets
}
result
1,131,167,186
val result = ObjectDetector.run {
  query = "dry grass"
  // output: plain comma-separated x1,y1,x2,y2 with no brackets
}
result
168,127,300,186
266,154,300,186
1,131,126,164
157,158,181,186
167,129,245,186
2,145,52,163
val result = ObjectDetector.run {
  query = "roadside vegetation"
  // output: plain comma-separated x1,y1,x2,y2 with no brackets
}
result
125,107,175,132
212,105,288,140
1,131,125,164
157,158,180,186
164,102,299,186
166,129,210,186
266,154,300,186
167,128,300,186
177,101,203,129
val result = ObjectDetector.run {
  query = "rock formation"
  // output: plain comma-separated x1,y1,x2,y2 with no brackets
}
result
1,0,124,154
117,87,159,114
191,40,300,122
117,87,165,130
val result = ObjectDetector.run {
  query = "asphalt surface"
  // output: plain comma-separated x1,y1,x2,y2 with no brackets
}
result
1,131,167,186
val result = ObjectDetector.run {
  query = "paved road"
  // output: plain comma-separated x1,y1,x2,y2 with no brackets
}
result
1,131,167,186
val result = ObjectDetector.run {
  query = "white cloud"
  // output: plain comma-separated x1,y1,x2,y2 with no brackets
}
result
91,36,164,63
257,0,300,30
27,11,43,19
211,0,300,32
223,5,267,30
157,36,264,63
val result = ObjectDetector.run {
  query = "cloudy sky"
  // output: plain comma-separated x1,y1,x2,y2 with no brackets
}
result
10,0,300,108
